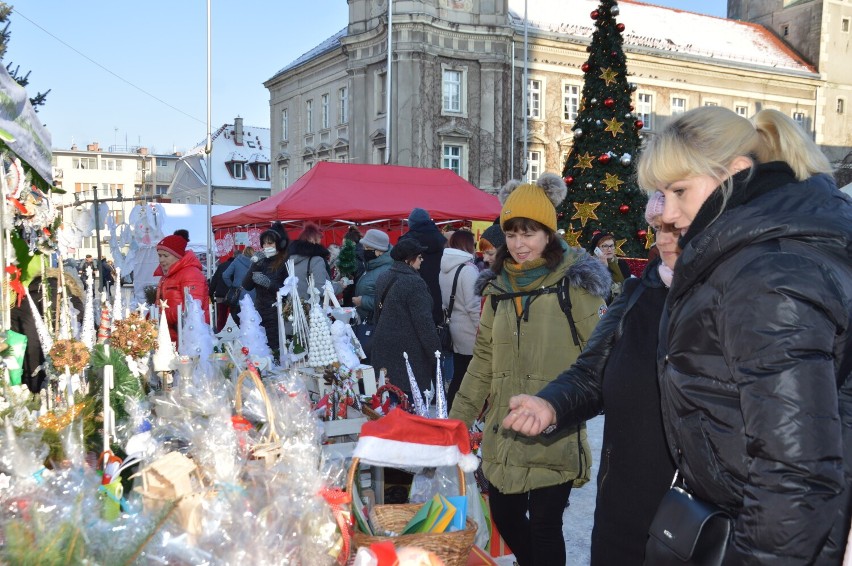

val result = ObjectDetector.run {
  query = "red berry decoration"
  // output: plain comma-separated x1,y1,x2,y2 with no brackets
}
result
619,204,630,214
637,229,648,239
598,153,612,164
581,62,591,73
616,23,625,32
565,175,575,185
635,119,644,129
241,346,250,355
604,97,615,108
591,9,600,19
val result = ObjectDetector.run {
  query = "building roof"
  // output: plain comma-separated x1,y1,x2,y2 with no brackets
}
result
270,27,348,79
184,122,271,190
508,0,815,74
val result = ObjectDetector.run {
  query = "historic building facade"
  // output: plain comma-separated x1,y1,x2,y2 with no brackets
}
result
265,0,851,194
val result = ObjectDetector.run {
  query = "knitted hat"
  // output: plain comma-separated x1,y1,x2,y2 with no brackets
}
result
480,224,506,250
390,238,426,261
499,173,567,232
407,207,431,229
156,234,187,258
645,191,665,225
353,408,479,472
361,229,390,251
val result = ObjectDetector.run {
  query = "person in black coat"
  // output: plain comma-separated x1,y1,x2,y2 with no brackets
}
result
209,255,234,332
398,208,446,325
242,223,289,354
502,192,679,565
370,238,441,395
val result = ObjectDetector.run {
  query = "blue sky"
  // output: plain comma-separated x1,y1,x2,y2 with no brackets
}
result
7,1,726,155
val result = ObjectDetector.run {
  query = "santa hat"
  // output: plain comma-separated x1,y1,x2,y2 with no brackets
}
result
353,408,479,472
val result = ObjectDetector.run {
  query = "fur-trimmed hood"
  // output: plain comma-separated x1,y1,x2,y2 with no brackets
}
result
289,240,330,260
474,249,610,299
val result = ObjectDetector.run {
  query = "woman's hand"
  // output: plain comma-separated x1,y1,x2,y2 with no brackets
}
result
352,295,362,307
502,394,557,436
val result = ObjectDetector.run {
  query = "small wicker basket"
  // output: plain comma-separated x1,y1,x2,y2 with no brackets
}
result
346,457,476,566
234,369,282,467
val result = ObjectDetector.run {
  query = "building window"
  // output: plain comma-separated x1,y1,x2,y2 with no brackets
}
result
252,163,269,181
792,111,806,129
305,99,314,133
337,153,348,163
73,157,97,169
442,144,463,175
838,98,846,114
101,159,122,171
281,109,289,141
843,18,850,33
527,79,542,119
562,83,580,122
637,92,654,130
280,166,289,187
443,69,463,113
155,185,169,195
376,71,387,115
156,158,168,167
321,94,330,129
528,150,542,182
338,87,348,124
228,161,246,179
306,161,314,170
781,23,789,36
735,104,749,117
704,101,719,107
671,97,687,115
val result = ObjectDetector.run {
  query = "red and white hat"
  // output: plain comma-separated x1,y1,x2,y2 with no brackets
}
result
353,408,479,472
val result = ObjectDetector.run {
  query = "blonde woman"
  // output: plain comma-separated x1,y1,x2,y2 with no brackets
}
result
636,107,852,563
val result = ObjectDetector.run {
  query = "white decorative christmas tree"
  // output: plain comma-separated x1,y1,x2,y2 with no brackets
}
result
178,296,214,381
214,313,241,347
152,299,177,374
111,266,124,323
80,267,96,349
306,279,337,368
404,352,429,417
237,294,272,361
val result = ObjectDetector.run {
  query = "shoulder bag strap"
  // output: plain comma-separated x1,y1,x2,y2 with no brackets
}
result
372,277,398,323
445,265,464,320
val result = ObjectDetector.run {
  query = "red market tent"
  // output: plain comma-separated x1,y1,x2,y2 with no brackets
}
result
211,162,501,255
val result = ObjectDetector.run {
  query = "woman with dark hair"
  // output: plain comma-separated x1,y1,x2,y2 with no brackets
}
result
289,221,338,298
371,238,441,395
449,173,610,566
588,232,632,303
439,229,480,408
242,222,289,353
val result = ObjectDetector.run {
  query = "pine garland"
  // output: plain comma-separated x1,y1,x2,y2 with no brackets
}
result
90,344,144,424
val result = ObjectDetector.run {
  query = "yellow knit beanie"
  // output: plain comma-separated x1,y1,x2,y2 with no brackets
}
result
499,173,567,232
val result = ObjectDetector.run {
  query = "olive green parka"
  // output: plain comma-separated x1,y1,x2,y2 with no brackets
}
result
449,248,610,494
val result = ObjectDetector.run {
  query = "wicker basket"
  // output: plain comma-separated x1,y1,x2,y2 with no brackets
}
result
235,369,282,467
346,457,476,566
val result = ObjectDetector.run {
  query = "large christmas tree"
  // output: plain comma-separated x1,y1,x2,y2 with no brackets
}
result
558,0,648,257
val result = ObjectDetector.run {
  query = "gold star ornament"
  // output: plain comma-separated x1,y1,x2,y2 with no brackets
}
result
600,67,619,86
645,226,656,250
571,201,601,227
614,238,628,256
602,173,625,192
603,117,624,137
574,152,595,170
562,225,583,248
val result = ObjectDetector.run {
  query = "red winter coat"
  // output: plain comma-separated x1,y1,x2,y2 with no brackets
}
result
155,252,209,341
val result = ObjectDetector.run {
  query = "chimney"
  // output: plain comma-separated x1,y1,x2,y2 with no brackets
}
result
136,147,149,156
87,142,100,152
234,116,244,145
71,143,78,151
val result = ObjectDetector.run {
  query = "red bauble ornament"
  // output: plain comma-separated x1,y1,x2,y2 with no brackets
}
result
598,153,612,164
557,212,565,219
604,97,615,108
616,23,625,32
611,51,618,58
591,10,600,19
637,229,648,239
619,204,630,214
635,119,644,129
241,346,250,355
565,175,575,185
581,62,591,73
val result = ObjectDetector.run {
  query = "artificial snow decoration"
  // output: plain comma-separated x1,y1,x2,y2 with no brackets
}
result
330,320,360,369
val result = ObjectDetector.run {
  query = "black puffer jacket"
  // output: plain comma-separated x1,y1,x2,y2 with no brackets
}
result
660,163,852,565
537,259,675,566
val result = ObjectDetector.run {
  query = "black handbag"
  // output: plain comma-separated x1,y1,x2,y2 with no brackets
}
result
225,286,242,308
436,265,463,352
645,472,733,566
